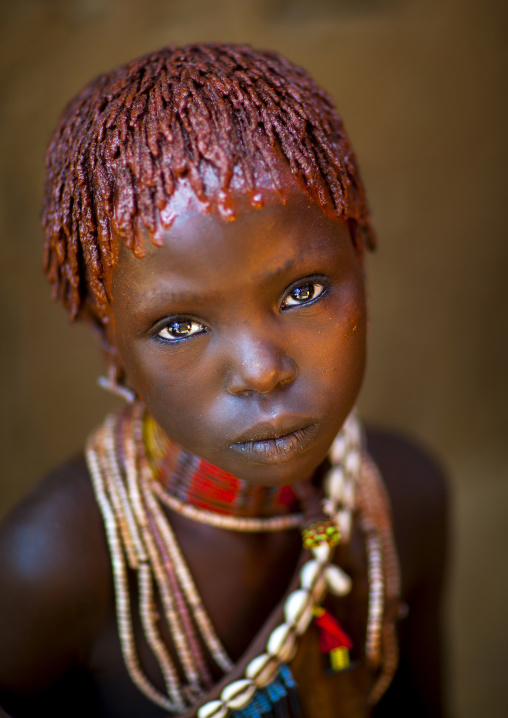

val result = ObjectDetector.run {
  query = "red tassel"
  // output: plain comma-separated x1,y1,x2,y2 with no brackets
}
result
313,607,353,672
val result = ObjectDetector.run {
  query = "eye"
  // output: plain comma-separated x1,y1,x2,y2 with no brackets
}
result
156,318,206,342
282,281,326,308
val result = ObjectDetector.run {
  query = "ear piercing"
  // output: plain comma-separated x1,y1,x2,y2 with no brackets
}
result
98,363,136,403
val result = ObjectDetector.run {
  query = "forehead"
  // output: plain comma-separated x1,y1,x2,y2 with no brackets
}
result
110,184,352,301
153,150,337,229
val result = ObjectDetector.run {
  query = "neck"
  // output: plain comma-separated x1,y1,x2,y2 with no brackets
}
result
145,413,299,519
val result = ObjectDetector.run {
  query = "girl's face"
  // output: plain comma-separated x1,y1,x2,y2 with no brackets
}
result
107,185,367,487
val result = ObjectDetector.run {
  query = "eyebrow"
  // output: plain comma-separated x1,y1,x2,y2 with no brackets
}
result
136,287,221,310
134,253,308,310
251,256,299,285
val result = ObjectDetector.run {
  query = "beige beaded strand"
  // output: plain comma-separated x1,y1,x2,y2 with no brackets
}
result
101,403,234,704
152,484,303,532
123,407,212,694
109,412,197,703
102,416,194,702
87,432,180,712
141,482,234,673
357,455,401,705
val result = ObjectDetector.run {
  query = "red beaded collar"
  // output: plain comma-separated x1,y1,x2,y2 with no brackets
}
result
145,413,299,519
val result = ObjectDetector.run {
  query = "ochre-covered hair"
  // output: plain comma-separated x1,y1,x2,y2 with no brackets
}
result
42,43,374,323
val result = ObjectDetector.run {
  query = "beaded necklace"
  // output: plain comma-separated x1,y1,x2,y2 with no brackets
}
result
146,414,301,522
86,403,400,716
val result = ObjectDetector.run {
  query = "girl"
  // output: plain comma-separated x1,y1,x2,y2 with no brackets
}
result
0,43,447,717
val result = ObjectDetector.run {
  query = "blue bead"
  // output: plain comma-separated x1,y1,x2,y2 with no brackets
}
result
279,664,302,718
279,664,296,688
257,690,272,714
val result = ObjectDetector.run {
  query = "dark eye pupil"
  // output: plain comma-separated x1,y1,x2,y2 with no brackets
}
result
292,284,313,302
170,321,192,336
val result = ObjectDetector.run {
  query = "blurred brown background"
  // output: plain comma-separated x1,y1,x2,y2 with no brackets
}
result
0,0,506,715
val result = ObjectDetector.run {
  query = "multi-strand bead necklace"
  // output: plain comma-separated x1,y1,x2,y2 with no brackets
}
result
85,402,400,716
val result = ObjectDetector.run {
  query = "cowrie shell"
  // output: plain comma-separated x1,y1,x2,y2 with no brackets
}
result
330,434,347,463
246,654,279,688
284,589,309,622
346,416,361,446
267,622,297,662
312,543,331,563
325,466,345,502
336,509,352,542
300,560,326,601
284,589,313,634
221,679,256,710
311,573,327,602
325,564,352,596
300,560,320,589
345,449,361,476
197,700,227,718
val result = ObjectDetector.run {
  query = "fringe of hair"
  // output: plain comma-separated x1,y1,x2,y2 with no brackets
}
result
42,43,374,322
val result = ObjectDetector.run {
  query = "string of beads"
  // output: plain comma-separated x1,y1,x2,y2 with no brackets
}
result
85,403,399,714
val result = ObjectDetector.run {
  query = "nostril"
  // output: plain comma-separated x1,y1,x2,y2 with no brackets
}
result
275,374,295,391
226,354,297,396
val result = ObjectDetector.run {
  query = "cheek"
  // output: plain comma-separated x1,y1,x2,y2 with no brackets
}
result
341,292,367,375
120,343,215,438
321,275,366,350
312,285,367,398
126,351,189,404
341,272,367,339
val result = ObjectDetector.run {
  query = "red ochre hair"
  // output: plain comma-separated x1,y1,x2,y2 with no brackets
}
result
42,43,375,323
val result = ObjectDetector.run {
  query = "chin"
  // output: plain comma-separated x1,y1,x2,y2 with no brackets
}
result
226,443,330,487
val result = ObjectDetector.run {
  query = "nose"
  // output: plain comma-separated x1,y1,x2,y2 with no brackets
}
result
226,330,297,396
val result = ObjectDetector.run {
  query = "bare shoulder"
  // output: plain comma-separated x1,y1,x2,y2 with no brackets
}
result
364,425,449,595
0,454,111,692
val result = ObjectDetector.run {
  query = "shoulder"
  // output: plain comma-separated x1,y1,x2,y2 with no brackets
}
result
364,425,449,595
365,426,450,716
0,454,111,691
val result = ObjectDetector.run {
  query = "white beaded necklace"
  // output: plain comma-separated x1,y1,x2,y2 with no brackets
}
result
86,404,398,715
152,484,303,532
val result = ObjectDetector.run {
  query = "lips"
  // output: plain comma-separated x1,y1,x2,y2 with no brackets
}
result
230,421,319,465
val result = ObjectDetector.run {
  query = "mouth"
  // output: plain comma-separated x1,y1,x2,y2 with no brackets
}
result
230,422,319,465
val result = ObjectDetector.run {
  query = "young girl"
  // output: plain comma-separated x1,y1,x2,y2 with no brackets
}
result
0,44,447,718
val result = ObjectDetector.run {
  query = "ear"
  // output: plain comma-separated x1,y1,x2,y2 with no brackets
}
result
82,303,136,402
81,303,118,363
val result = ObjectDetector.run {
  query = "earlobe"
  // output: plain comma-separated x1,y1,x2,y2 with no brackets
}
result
97,363,136,404
97,337,137,404
98,327,137,404
82,304,137,403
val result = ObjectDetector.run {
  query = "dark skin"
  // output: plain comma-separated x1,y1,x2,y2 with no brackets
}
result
0,179,448,717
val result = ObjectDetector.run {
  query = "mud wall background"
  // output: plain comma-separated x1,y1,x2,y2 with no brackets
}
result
1,1,507,715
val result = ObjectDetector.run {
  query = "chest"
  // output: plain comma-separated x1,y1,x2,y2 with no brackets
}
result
88,518,376,717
